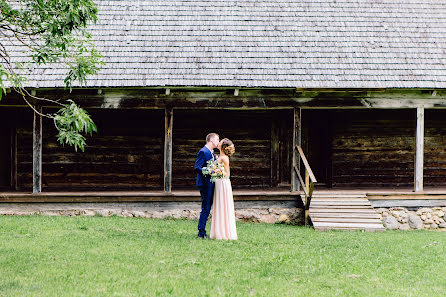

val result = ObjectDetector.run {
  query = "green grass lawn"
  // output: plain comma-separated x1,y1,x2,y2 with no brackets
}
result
0,216,445,297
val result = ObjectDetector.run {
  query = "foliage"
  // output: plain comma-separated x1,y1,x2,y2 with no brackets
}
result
0,0,103,151
1,216,446,296
54,99,97,151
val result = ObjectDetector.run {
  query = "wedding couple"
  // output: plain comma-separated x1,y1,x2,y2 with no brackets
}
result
194,133,237,240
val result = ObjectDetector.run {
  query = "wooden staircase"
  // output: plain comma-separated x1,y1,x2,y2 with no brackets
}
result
309,194,385,231
293,145,384,231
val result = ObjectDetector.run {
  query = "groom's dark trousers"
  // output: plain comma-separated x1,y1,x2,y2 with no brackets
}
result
194,146,215,237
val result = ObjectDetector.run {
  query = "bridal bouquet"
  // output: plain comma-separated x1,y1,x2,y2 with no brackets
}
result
202,159,225,182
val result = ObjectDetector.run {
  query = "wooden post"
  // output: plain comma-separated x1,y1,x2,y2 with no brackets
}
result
271,114,279,187
292,108,301,191
305,169,310,194
164,107,173,192
33,107,42,193
10,127,17,190
415,107,424,192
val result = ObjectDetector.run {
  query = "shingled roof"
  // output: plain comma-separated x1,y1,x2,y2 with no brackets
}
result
4,0,446,88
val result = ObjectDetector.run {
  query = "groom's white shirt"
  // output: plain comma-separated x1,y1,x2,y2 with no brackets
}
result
205,145,214,159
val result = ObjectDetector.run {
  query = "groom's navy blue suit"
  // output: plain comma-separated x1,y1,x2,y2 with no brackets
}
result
194,145,216,237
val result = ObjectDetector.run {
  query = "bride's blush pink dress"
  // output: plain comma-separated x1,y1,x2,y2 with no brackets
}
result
210,176,237,240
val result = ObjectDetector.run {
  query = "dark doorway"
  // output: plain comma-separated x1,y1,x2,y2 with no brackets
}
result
0,108,12,189
301,109,332,187
0,127,11,189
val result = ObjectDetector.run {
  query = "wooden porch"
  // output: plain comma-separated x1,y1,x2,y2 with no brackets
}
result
1,187,445,203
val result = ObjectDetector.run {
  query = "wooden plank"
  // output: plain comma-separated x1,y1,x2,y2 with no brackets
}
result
32,106,42,193
270,115,279,187
415,107,424,192
367,194,446,200
315,226,385,232
309,205,371,209
311,201,371,206
310,213,381,219
0,192,298,203
312,198,369,201
313,222,385,229
164,108,173,192
312,218,383,223
294,166,308,197
291,107,301,191
310,208,378,213
370,199,446,208
296,146,317,183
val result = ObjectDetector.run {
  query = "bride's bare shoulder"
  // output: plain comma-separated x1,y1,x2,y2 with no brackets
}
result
221,155,230,163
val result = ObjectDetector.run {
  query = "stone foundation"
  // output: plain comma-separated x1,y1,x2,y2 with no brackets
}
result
0,201,304,225
376,207,446,230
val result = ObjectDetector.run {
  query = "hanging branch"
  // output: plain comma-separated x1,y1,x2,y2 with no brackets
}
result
0,0,104,152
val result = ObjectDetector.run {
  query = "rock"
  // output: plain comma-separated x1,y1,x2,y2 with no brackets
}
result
424,219,434,225
132,211,146,218
439,223,446,228
424,224,430,229
431,223,438,229
391,211,401,217
444,213,446,221
259,215,277,224
399,224,410,231
409,213,423,229
95,209,110,217
383,216,399,230
382,212,389,217
235,210,260,222
83,210,96,216
420,215,427,221
121,210,133,217
278,214,290,223
426,213,432,219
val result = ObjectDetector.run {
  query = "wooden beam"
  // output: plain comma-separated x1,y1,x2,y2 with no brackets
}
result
291,108,301,191
10,127,17,190
0,191,299,203
5,89,446,110
33,106,42,193
296,146,317,183
270,114,279,187
415,107,424,192
164,107,173,192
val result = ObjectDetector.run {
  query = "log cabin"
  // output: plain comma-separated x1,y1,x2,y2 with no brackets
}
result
1,0,446,230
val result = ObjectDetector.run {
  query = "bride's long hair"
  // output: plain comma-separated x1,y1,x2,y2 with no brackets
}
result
220,138,235,157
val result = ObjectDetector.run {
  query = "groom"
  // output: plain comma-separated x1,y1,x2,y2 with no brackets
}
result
194,133,220,239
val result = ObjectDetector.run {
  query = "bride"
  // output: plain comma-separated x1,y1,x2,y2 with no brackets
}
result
210,138,237,240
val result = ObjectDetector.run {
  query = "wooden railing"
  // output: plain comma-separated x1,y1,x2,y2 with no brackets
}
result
293,146,317,226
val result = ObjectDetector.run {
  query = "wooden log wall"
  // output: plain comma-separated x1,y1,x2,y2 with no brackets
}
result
0,109,12,189
16,109,164,191
172,110,291,189
425,110,446,187
330,110,415,188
